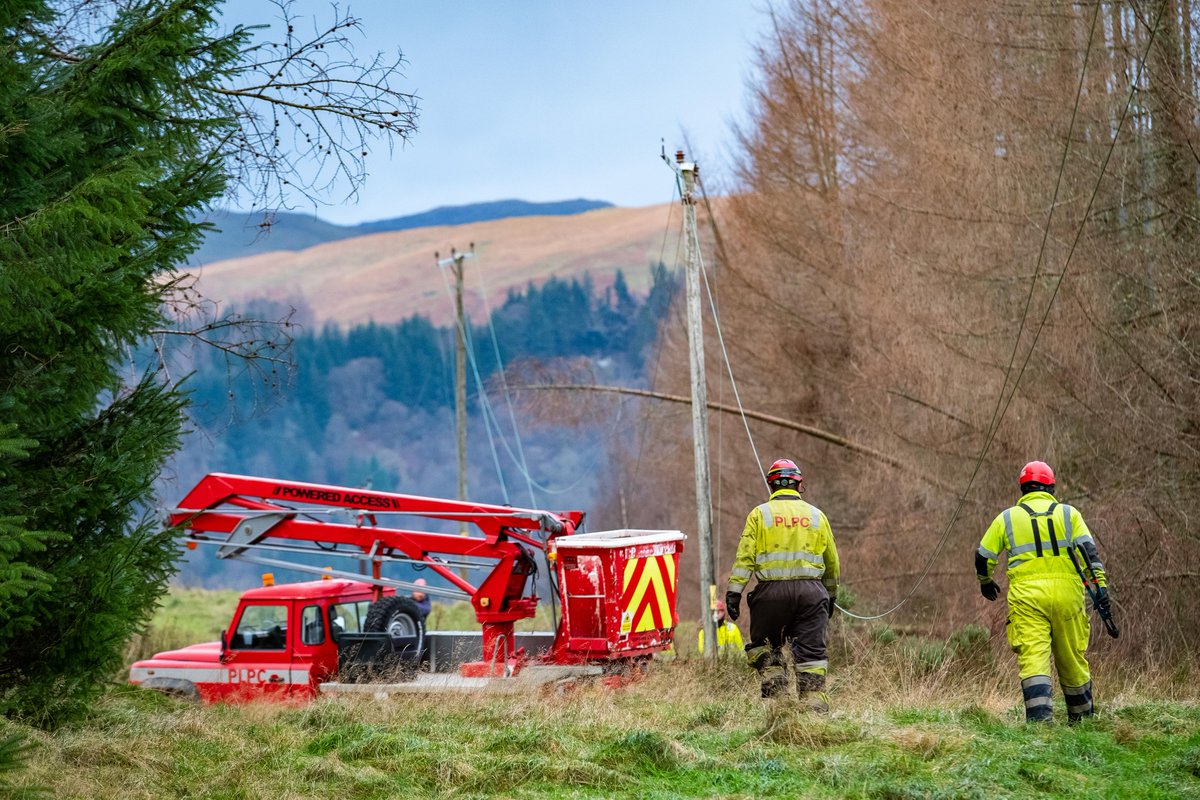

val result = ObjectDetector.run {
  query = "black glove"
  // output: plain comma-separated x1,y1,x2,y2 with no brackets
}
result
725,591,741,622
980,581,1001,602
828,593,837,618
1094,586,1111,614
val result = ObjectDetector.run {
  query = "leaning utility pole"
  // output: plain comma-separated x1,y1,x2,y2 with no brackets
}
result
435,246,473,540
665,148,717,657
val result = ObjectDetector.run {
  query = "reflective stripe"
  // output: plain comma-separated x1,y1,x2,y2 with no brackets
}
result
745,644,772,669
809,506,822,529
757,566,823,580
129,665,226,684
758,503,773,527
757,550,824,565
978,545,999,559
794,659,828,670
1009,540,1070,557
1021,675,1053,710
129,664,309,685
1072,533,1094,547
1066,699,1093,714
1064,681,1094,715
730,567,753,579
1003,509,1015,551
1061,504,1074,541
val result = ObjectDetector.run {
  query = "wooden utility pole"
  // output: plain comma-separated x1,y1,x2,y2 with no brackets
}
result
667,149,717,657
435,246,473,541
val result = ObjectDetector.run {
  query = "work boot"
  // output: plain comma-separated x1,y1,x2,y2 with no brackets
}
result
1021,675,1054,723
749,645,789,698
1063,680,1094,724
796,671,829,713
761,664,789,698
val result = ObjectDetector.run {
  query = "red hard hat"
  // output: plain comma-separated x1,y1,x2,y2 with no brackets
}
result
1019,461,1055,486
767,458,803,485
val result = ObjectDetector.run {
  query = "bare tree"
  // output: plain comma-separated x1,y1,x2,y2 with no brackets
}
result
613,0,1200,656
39,0,420,410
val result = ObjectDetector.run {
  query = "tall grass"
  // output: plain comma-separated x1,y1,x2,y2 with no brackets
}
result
123,587,240,663
15,609,1200,799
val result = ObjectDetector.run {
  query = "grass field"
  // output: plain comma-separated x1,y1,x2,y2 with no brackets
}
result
4,589,1199,799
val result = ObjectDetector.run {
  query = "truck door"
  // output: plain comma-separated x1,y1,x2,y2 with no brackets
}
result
221,601,294,700
293,602,337,694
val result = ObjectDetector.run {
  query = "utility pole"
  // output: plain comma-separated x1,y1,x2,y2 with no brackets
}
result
435,246,474,542
665,148,716,657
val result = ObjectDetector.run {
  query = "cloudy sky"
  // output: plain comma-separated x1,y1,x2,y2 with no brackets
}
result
227,1,773,225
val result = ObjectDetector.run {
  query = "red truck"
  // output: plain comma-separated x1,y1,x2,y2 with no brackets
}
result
130,474,684,702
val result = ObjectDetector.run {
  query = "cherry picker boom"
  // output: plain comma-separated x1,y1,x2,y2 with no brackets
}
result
130,473,684,701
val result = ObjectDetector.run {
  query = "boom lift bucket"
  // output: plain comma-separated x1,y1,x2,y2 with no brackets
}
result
551,529,685,662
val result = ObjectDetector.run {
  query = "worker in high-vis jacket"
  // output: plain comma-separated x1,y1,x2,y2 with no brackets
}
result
725,459,840,701
977,461,1111,723
697,599,745,658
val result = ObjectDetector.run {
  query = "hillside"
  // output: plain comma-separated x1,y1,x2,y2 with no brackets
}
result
191,199,613,266
192,203,672,328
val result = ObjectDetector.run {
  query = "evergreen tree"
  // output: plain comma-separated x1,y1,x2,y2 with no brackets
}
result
0,0,243,724
0,0,416,725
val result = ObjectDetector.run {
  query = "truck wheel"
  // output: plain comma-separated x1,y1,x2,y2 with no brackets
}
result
364,596,426,673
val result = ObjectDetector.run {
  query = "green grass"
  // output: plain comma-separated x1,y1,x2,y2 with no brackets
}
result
5,659,1200,799
51,589,1196,798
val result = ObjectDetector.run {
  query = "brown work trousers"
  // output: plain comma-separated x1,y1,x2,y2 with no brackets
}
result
746,579,830,696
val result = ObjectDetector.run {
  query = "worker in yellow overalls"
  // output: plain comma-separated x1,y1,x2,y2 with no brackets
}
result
697,599,744,658
726,459,840,703
977,461,1111,723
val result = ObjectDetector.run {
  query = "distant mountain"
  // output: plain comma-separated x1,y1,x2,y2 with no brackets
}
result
191,204,673,328
191,199,613,266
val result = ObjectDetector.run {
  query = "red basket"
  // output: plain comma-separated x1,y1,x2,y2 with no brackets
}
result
552,529,685,659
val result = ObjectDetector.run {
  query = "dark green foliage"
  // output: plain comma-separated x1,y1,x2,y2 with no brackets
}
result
0,425,59,643
184,263,679,488
0,731,44,799
0,0,242,725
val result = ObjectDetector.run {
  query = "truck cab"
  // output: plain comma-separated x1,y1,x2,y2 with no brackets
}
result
129,579,415,703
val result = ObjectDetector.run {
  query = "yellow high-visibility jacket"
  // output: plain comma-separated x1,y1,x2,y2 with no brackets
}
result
977,491,1107,587
698,620,745,657
727,488,839,595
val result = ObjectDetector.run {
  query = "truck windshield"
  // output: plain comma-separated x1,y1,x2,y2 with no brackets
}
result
328,600,370,639
230,604,288,650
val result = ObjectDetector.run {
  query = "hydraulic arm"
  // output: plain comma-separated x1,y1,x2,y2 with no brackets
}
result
170,473,585,665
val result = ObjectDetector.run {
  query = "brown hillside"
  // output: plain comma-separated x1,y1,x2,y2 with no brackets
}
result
192,204,675,327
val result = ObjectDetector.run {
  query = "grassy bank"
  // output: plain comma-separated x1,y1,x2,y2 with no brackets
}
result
4,589,1195,798
4,656,1200,799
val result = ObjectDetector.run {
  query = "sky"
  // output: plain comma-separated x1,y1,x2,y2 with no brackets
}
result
226,1,773,225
